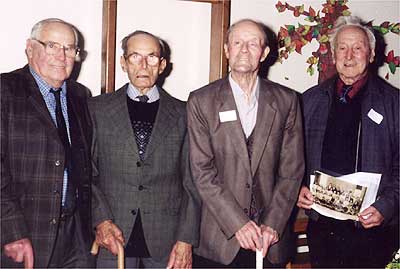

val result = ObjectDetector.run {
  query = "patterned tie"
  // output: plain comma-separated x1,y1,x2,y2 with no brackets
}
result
137,95,149,103
50,88,75,212
246,132,260,220
339,85,353,104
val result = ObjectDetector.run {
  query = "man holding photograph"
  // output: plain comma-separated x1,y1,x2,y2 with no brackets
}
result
297,16,399,268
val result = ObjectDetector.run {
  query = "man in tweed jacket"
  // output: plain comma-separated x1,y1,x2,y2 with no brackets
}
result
89,30,201,268
1,18,104,268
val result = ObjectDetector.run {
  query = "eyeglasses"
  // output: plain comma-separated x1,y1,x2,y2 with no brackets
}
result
124,52,162,66
32,39,80,58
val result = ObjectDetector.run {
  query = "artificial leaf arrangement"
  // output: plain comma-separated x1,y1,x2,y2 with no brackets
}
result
276,0,400,81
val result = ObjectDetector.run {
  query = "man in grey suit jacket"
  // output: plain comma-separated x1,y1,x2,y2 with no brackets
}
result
89,30,201,268
187,19,304,268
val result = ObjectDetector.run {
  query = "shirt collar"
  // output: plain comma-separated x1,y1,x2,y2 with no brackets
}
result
29,66,67,97
127,83,160,103
336,74,368,100
229,73,259,104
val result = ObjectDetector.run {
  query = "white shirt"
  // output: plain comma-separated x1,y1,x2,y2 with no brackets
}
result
229,74,259,138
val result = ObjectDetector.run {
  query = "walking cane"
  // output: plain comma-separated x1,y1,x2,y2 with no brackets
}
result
91,241,124,269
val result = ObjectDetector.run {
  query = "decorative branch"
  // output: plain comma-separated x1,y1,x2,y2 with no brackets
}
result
276,0,399,81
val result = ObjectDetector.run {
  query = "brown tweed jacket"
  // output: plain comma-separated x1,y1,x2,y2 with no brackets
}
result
1,65,96,268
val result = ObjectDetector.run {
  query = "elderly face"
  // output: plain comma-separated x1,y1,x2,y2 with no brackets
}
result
333,26,374,85
224,21,269,76
26,22,76,88
120,34,166,94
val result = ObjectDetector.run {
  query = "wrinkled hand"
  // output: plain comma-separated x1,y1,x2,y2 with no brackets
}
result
166,241,192,269
235,220,262,251
260,225,279,257
3,238,34,269
297,186,314,209
95,220,124,255
358,206,384,229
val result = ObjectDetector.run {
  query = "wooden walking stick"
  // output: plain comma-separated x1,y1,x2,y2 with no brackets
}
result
91,241,124,269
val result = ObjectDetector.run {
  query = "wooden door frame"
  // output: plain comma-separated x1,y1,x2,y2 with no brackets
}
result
100,0,230,93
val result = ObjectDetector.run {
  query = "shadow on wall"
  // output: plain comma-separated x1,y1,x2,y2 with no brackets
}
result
157,38,173,88
259,23,279,80
70,28,87,82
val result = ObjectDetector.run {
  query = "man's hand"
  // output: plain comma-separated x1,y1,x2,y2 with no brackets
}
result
358,206,384,229
166,241,192,269
260,225,279,257
297,186,314,209
3,238,34,269
235,220,262,251
95,220,124,255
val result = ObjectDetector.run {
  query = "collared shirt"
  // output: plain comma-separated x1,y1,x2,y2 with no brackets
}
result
229,73,259,138
30,66,70,206
336,74,368,100
127,83,160,102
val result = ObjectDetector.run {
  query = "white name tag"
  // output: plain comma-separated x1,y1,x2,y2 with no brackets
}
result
219,110,237,122
367,108,383,125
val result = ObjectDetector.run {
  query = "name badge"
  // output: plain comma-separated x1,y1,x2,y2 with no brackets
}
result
367,108,383,125
219,110,237,122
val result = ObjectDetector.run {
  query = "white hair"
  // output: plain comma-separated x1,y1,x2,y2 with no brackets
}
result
30,18,79,46
329,16,375,53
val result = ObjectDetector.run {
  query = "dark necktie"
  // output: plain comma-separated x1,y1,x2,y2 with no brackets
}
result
50,88,75,211
137,95,149,103
246,132,260,221
339,85,353,104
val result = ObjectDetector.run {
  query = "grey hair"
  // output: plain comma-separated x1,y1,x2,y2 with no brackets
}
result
30,18,79,46
121,30,165,58
225,19,269,48
329,16,375,52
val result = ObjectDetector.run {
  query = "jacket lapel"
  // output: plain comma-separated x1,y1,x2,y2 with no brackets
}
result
250,80,276,177
23,67,60,141
105,85,139,155
216,79,250,165
144,88,177,159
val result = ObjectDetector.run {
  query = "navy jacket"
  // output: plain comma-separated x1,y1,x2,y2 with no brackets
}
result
302,75,399,226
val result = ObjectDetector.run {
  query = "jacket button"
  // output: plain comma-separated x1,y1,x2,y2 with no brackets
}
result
55,160,61,166
138,185,144,191
136,161,141,167
246,183,250,188
244,208,249,214
50,218,57,225
131,210,136,215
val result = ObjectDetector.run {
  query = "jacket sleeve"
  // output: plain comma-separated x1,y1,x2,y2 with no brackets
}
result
1,81,29,247
260,93,305,236
175,124,202,246
88,100,114,228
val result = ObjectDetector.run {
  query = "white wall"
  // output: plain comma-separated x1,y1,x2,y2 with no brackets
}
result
0,0,103,95
231,0,400,93
115,0,211,100
1,1,398,97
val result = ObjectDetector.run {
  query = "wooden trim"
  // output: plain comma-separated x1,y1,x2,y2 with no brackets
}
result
101,0,117,93
101,0,230,92
209,0,230,82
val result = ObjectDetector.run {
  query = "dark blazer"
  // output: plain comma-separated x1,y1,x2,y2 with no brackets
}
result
88,84,201,261
302,75,399,226
1,65,95,268
187,77,304,265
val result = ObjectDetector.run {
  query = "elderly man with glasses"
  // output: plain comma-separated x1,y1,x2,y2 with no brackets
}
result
1,18,105,268
89,30,201,269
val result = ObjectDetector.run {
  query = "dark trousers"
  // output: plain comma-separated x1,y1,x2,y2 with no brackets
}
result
307,216,399,268
193,249,286,269
48,213,95,268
